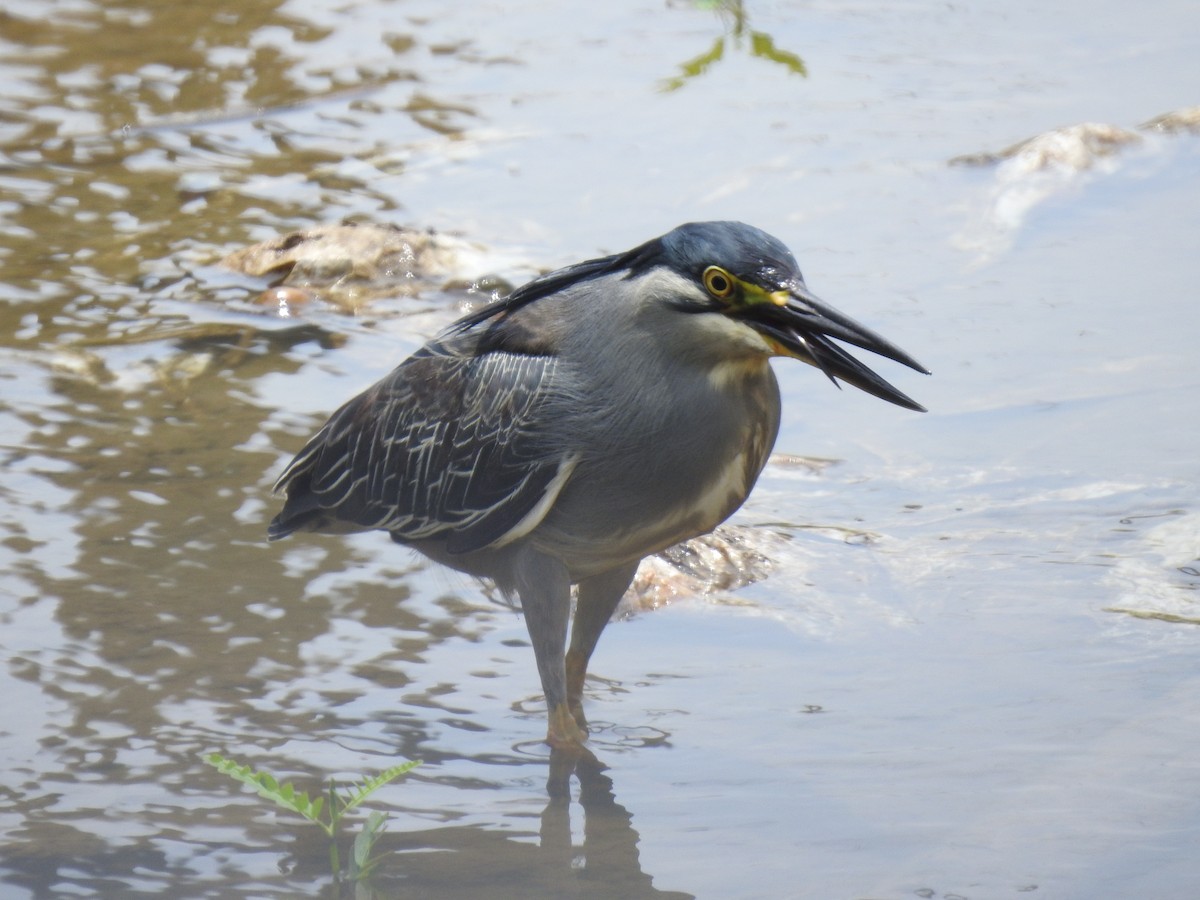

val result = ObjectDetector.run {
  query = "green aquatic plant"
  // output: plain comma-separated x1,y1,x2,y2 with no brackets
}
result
204,752,419,882
661,0,807,92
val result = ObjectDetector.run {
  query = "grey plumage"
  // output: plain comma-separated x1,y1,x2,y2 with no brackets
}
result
269,221,928,750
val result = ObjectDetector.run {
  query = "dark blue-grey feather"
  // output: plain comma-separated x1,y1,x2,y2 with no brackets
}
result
268,336,570,552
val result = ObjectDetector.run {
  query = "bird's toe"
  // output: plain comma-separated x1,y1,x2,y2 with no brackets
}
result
547,701,589,750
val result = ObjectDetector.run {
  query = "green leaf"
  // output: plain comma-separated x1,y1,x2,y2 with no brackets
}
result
350,810,389,880
308,794,325,823
660,37,726,92
748,31,807,77
204,752,419,867
337,760,421,816
204,752,329,834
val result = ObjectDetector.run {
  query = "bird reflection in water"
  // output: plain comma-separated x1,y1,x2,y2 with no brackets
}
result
540,751,693,899
343,751,694,899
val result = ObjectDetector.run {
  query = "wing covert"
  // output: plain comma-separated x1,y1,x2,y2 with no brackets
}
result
268,344,574,553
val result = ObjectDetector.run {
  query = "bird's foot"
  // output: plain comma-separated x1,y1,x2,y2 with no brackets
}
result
567,697,589,731
546,701,589,752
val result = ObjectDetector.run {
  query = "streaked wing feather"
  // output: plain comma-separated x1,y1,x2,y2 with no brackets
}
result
269,344,570,551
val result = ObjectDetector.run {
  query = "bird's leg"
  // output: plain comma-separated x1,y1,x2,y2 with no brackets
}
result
514,547,587,749
566,561,640,730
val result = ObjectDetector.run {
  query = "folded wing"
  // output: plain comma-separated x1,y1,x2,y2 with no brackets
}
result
268,342,574,555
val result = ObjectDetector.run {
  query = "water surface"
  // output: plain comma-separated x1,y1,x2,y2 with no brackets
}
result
2,1,1199,897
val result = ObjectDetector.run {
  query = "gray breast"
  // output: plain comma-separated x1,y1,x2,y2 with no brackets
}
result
531,359,781,576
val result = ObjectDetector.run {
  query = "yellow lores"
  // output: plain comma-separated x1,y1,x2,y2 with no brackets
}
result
703,265,791,309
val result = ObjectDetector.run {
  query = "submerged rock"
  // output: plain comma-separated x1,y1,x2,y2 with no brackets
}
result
1138,105,1200,134
1103,511,1200,628
950,122,1143,171
222,222,514,313
623,524,789,615
952,105,1200,261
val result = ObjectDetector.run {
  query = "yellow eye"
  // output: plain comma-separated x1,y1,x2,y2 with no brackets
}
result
703,266,736,300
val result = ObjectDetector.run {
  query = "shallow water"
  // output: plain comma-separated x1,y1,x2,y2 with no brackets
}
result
2,1,1199,897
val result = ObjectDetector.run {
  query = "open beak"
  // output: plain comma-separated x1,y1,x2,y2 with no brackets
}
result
737,279,930,412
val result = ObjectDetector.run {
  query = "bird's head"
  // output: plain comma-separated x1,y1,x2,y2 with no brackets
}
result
457,220,928,411
640,221,929,411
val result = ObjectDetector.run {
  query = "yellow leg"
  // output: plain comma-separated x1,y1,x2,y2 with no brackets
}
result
565,648,589,729
547,701,588,750
564,562,640,732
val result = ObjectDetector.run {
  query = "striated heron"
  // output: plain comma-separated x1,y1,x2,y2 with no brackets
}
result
269,221,928,750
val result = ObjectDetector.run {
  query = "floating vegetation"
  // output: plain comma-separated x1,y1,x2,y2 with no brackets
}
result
1103,607,1200,626
204,752,420,884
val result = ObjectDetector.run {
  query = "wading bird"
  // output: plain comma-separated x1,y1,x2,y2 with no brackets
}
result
269,221,927,750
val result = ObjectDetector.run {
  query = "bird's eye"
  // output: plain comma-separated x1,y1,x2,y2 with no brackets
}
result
703,266,735,301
